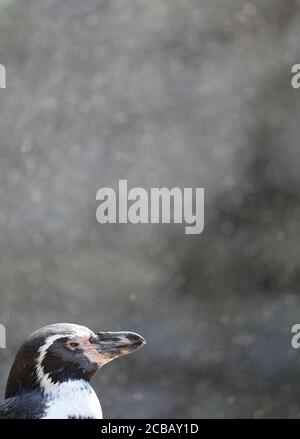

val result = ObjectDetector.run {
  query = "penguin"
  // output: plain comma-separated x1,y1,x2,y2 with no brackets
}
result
0,323,146,419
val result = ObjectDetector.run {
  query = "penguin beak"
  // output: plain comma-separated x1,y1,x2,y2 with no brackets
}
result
90,331,146,361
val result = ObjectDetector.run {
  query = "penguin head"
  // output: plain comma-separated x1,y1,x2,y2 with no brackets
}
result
5,323,146,398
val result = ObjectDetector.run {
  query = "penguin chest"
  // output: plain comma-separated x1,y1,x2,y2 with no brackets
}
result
42,380,103,419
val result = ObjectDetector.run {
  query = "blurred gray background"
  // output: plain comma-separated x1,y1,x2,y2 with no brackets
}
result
0,0,300,418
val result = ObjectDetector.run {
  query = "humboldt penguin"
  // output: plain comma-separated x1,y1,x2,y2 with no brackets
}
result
0,323,146,419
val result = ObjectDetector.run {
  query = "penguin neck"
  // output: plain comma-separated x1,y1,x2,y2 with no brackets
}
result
41,377,92,397
42,379,103,419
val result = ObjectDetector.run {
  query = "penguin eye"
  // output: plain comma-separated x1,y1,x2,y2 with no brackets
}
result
68,342,80,349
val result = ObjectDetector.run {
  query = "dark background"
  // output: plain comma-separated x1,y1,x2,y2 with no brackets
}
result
0,0,300,418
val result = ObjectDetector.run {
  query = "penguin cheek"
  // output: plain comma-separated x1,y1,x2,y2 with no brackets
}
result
83,347,127,366
83,348,110,365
